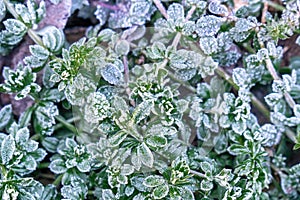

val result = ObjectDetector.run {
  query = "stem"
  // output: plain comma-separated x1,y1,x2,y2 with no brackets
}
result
53,174,63,186
286,128,297,143
4,0,45,47
215,68,238,90
54,116,81,130
123,55,129,85
265,58,296,109
28,29,44,47
261,1,268,23
3,0,18,19
38,162,50,169
55,115,78,134
185,5,196,21
153,0,168,19
190,169,208,179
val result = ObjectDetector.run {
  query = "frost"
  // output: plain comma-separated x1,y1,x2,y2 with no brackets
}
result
196,15,223,37
84,91,110,124
101,63,124,85
0,104,12,130
167,3,184,23
208,1,228,15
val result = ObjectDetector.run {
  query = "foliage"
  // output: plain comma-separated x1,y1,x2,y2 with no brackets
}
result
0,0,300,199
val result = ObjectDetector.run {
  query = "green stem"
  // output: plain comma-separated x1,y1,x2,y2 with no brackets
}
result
38,162,50,169
55,115,78,135
53,174,63,186
54,116,80,130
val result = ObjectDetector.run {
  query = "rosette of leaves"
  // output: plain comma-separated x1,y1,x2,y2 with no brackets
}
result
49,138,91,178
49,37,105,91
219,92,251,134
0,65,41,100
152,3,195,43
0,122,47,175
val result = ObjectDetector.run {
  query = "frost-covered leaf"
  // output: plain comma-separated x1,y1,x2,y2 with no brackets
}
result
200,180,213,191
0,0,6,21
208,1,228,15
0,104,12,130
101,63,123,85
167,3,184,23
200,161,213,173
49,159,67,174
1,135,15,164
143,175,165,187
196,16,223,37
42,137,59,153
146,135,167,148
24,45,50,68
153,184,169,199
40,184,58,200
132,100,154,124
147,42,166,60
3,19,27,35
109,130,128,147
294,104,300,118
137,142,154,168
102,189,115,200
115,40,130,55
227,144,249,155
40,26,65,54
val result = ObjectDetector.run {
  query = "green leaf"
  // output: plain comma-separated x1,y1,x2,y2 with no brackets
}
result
41,26,65,54
146,135,167,148
153,184,169,199
49,159,67,174
227,144,249,155
143,175,165,187
3,19,27,34
200,161,213,173
0,104,12,130
1,135,15,164
109,130,128,147
200,180,213,191
137,142,154,168
40,184,58,200
132,100,154,124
